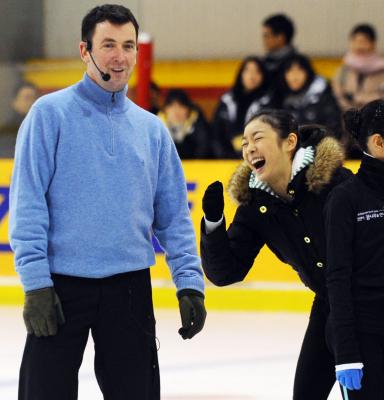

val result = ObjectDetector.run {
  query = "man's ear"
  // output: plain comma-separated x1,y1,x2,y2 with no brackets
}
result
79,41,89,63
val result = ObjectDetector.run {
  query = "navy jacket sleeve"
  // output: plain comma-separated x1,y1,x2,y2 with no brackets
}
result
324,185,361,365
200,204,265,286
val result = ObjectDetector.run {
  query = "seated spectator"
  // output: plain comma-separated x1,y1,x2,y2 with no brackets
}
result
262,13,297,85
158,89,211,159
332,24,384,112
280,54,342,138
212,56,275,158
0,82,39,157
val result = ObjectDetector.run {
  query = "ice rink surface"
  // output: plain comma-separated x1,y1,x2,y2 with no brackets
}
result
0,307,342,399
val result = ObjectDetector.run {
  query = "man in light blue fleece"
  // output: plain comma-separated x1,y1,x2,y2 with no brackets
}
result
9,4,206,400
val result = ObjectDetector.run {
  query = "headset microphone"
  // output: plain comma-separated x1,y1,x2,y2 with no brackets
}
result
86,41,111,82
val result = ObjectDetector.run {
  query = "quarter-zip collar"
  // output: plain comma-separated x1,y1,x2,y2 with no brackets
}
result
76,73,129,113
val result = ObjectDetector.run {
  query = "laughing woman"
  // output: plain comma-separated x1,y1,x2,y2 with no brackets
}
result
325,99,384,399
200,109,352,400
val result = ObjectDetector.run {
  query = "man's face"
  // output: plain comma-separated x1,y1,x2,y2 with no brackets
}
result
80,21,137,92
262,26,285,52
242,119,295,185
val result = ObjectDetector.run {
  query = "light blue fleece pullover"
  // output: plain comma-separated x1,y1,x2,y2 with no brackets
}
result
9,74,204,294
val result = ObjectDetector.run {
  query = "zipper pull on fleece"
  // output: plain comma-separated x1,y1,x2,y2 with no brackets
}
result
111,92,115,103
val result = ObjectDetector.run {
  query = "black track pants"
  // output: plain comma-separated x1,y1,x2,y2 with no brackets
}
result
293,296,336,400
18,269,160,400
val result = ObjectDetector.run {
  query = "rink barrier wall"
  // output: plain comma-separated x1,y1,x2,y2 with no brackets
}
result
0,159,360,311
23,58,341,90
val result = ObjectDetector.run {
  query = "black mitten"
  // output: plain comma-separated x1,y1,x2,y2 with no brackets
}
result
202,181,224,222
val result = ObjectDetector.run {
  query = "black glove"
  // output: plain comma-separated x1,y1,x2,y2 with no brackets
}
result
23,287,65,337
177,289,207,340
202,181,224,222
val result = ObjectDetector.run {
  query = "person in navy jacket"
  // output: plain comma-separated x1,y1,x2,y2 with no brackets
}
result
325,99,384,398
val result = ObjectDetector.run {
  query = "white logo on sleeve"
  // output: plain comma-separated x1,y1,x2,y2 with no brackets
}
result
357,209,384,222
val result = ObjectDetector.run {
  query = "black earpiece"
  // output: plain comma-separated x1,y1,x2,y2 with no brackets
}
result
85,40,111,82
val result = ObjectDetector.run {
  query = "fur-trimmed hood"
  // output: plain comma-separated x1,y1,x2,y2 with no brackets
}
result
227,136,345,205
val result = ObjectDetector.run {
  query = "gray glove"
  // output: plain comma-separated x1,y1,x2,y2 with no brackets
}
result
177,289,207,339
23,287,65,337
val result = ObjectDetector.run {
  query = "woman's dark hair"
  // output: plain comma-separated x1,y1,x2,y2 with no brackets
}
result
246,108,298,140
344,99,384,152
298,124,333,147
82,4,139,44
164,89,193,109
232,56,269,101
350,24,376,42
281,54,315,92
263,14,295,45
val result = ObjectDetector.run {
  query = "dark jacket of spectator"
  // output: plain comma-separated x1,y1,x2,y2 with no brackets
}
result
279,55,342,138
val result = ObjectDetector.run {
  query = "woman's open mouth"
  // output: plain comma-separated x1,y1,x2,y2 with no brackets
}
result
251,158,266,171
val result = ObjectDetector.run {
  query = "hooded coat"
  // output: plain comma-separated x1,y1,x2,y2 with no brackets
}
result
201,136,352,298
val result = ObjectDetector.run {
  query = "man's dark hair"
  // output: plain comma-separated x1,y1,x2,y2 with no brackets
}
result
81,4,139,44
350,23,376,43
263,14,295,45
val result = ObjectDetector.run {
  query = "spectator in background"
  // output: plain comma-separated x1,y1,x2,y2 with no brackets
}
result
158,89,212,159
332,24,384,112
212,56,275,159
0,82,39,157
149,81,162,115
262,14,296,85
280,54,342,138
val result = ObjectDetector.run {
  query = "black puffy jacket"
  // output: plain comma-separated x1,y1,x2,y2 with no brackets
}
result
201,136,352,298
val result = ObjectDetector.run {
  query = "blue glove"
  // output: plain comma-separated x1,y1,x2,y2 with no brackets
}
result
336,368,363,390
